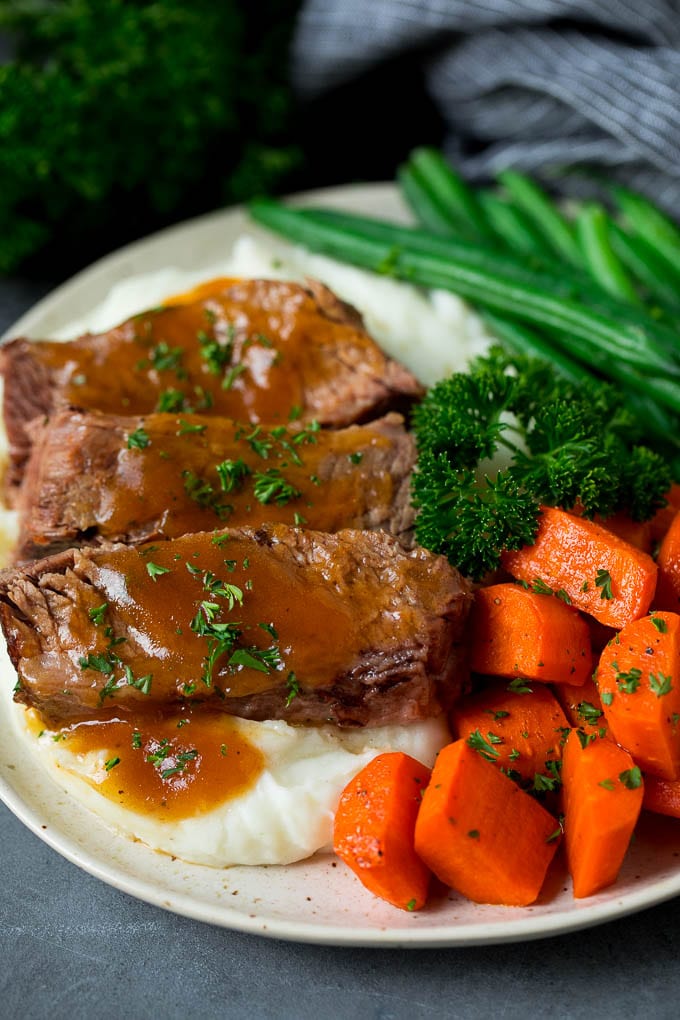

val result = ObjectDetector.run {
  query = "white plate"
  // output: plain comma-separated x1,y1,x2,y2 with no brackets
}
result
2,183,680,946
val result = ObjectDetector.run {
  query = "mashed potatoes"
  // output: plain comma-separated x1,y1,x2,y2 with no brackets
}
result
2,234,493,867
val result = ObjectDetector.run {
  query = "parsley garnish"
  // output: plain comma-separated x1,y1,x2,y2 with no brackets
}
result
405,898,417,911
146,561,171,581
104,757,120,771
285,671,300,707
531,578,553,596
132,731,142,750
577,701,603,725
616,667,642,694
149,341,184,375
466,729,503,762
506,677,532,695
348,452,364,465
182,470,233,520
595,569,613,600
216,458,251,493
156,388,188,413
601,691,614,706
649,671,673,697
619,767,643,790
127,427,150,450
253,468,301,506
177,419,207,436
651,616,668,634
599,778,615,791
88,603,109,626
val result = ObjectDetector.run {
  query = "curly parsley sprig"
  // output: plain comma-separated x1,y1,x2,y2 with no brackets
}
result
412,348,671,580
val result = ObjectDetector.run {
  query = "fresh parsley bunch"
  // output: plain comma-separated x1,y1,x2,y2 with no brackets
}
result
0,0,300,273
412,348,671,580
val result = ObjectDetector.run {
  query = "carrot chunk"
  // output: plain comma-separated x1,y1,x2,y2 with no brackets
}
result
649,484,680,545
643,775,680,819
470,583,592,685
654,511,680,612
553,677,608,738
596,612,680,779
333,752,431,911
562,729,643,898
451,679,568,784
501,506,657,628
414,740,559,906
595,512,652,553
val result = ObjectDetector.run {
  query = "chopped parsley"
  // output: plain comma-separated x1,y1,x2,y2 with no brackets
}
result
182,470,233,520
348,451,364,465
506,677,532,695
285,671,300,707
88,603,109,626
253,468,301,506
177,419,207,436
649,671,673,697
156,388,188,413
619,766,643,790
595,569,613,600
651,616,668,634
216,458,251,494
466,729,503,762
616,667,642,694
601,691,614,706
577,701,603,725
104,756,120,771
127,427,150,450
146,561,171,581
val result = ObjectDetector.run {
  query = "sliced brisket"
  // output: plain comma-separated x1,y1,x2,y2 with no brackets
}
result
1,278,422,492
17,410,416,560
0,525,471,728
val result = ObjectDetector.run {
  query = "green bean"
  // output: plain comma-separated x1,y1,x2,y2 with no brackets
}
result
397,164,458,236
575,204,641,305
249,200,680,396
613,185,680,268
497,170,582,266
407,147,494,241
479,311,588,384
477,192,553,257
608,221,680,312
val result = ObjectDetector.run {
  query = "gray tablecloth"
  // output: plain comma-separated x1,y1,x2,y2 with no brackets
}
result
293,0,680,211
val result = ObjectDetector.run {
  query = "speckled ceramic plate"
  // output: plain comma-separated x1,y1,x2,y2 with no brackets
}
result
2,184,680,946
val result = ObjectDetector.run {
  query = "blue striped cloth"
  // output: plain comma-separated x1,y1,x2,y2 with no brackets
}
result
292,0,680,210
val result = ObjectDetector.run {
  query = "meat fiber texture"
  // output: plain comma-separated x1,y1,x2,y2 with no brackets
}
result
16,410,416,561
0,524,472,729
1,279,423,494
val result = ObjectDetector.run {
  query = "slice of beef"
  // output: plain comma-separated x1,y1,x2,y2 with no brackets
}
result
17,409,416,560
1,524,471,728
1,278,423,492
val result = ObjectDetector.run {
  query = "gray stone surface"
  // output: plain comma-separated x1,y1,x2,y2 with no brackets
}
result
1,278,679,1019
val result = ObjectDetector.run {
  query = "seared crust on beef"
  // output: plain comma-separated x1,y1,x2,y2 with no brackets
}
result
0,525,471,728
16,410,416,561
1,278,423,495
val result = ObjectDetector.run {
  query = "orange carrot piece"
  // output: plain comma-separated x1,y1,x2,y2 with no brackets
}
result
501,506,658,628
451,679,568,783
642,774,680,819
595,512,652,553
649,484,680,545
596,612,680,779
333,752,431,911
562,729,643,898
654,511,680,612
470,583,592,685
414,740,559,906
553,677,608,738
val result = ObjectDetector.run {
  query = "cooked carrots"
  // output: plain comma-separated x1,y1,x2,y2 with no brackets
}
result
333,752,431,911
654,511,680,612
451,679,568,784
553,677,608,739
596,612,680,780
501,506,657,628
414,740,559,906
642,775,680,819
562,729,643,898
649,484,680,545
470,583,592,685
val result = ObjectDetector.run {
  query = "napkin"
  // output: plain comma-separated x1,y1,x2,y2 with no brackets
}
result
292,0,680,210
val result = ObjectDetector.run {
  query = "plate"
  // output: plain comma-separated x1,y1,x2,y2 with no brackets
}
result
2,183,680,946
